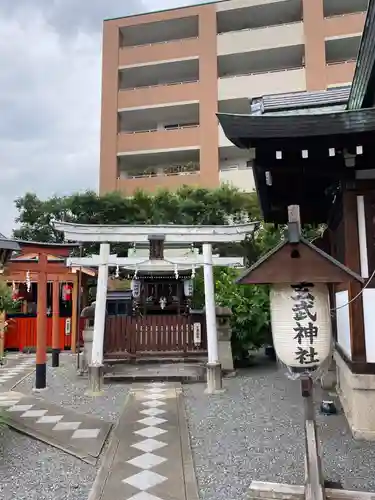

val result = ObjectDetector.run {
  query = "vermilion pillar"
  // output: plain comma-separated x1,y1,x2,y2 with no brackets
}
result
52,280,60,367
36,253,48,389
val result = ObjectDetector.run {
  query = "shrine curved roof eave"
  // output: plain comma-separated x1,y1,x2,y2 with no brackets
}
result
14,239,81,248
0,237,20,252
217,108,375,148
236,236,364,285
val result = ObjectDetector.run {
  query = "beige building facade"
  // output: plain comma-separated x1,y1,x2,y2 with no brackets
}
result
99,0,367,195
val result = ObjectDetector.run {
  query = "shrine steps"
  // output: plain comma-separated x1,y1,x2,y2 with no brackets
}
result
103,354,207,365
103,360,207,384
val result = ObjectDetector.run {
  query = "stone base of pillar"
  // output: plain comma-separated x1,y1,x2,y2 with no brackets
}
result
205,362,225,394
35,363,47,390
51,348,60,368
320,357,337,390
87,364,104,395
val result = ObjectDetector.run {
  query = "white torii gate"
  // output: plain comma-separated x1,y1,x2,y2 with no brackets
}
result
54,222,258,393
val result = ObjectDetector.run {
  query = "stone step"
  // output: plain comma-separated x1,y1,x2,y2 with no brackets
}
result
104,362,206,384
104,355,207,365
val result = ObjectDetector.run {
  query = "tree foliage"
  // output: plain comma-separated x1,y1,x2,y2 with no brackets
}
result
13,186,260,241
0,281,19,314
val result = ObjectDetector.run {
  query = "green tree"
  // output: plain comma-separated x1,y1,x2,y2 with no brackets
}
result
14,186,261,241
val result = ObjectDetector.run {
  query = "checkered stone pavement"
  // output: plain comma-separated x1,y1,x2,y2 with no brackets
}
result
103,382,190,500
0,391,112,463
0,356,35,388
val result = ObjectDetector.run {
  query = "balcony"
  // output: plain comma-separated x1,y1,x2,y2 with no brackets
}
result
323,0,368,17
325,34,361,64
118,102,200,132
219,68,306,100
119,58,199,90
218,45,304,78
120,16,199,48
324,12,365,38
217,22,303,56
117,149,201,195
220,167,256,193
219,147,255,192
217,0,302,32
118,81,200,109
219,125,233,147
117,126,200,154
326,60,356,86
119,37,200,67
218,43,305,99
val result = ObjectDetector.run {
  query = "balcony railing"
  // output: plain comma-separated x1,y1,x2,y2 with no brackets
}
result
220,163,252,172
121,36,198,49
326,58,357,66
220,65,304,79
120,162,200,180
120,78,199,91
324,11,367,20
120,124,199,135
217,20,302,35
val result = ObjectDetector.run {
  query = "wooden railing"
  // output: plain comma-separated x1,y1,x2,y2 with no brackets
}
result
4,316,85,351
104,314,207,357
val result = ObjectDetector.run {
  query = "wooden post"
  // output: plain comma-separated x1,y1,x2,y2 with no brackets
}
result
288,205,326,500
51,280,60,367
0,311,5,363
71,275,78,354
36,253,48,389
301,377,326,500
343,191,366,362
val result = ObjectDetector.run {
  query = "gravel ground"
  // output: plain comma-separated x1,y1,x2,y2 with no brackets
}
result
14,353,130,422
0,353,130,499
184,358,375,500
0,426,96,500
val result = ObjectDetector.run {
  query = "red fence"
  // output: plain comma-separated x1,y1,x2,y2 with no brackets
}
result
4,316,84,351
104,315,207,358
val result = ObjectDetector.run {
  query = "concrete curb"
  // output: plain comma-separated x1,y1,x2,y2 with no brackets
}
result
7,420,98,466
248,481,375,499
10,368,35,391
87,391,133,500
176,387,200,500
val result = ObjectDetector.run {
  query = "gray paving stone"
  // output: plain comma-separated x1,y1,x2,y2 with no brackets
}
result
0,354,36,390
0,390,112,463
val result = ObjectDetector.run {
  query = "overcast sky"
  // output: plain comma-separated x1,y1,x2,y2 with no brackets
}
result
0,0,201,236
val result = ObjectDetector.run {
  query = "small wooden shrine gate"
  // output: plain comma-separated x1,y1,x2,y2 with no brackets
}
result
4,241,94,352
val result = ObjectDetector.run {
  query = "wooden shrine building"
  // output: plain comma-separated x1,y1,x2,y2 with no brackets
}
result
218,0,375,440
4,240,94,352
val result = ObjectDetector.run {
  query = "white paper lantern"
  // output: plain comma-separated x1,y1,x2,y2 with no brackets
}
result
270,283,332,369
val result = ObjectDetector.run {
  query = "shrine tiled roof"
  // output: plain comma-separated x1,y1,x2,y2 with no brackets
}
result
0,233,20,251
251,86,350,116
217,106,375,148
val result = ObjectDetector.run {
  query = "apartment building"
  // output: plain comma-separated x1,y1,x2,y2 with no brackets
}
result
99,0,367,195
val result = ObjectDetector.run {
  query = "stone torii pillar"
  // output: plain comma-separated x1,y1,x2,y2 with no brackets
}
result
88,243,110,394
203,243,223,394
